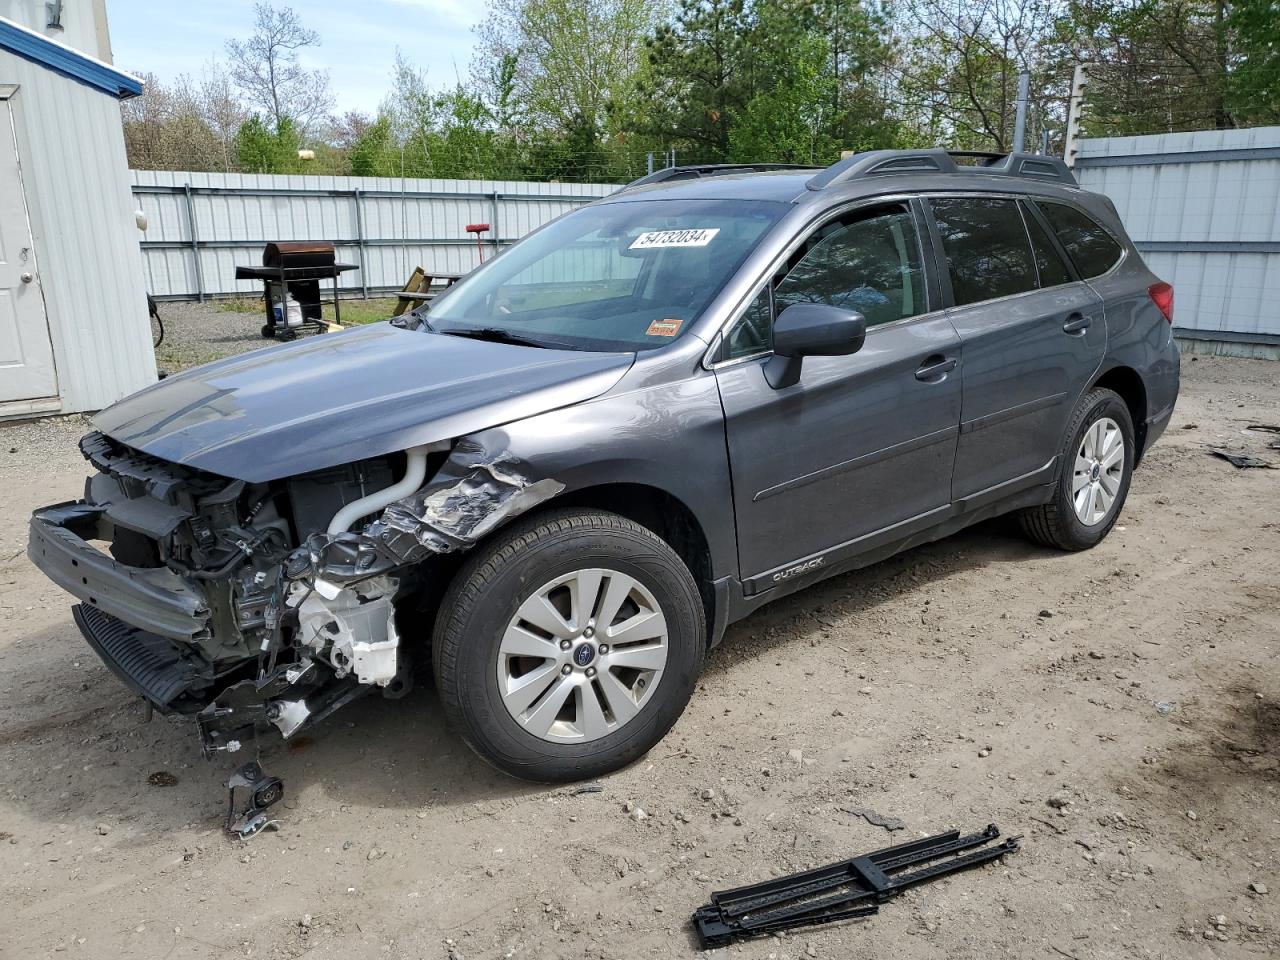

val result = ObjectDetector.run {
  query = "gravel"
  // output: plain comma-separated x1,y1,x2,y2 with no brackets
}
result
153,299,277,374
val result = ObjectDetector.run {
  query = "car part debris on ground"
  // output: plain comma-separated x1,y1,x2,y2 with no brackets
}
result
691,823,1019,949
225,761,284,839
1208,447,1274,469
844,806,907,831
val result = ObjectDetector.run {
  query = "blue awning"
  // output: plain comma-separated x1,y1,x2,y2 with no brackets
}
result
0,16,142,100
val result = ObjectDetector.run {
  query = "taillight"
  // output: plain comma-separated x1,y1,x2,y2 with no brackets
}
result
1148,281,1174,323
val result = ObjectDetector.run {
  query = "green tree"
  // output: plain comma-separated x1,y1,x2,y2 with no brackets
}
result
639,0,898,163
639,0,751,159
728,5,840,162
896,0,1059,152
1230,0,1280,123
235,115,303,173
348,113,398,176
1048,0,1275,137
475,0,669,140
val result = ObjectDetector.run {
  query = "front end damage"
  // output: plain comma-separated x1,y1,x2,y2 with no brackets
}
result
28,432,563,759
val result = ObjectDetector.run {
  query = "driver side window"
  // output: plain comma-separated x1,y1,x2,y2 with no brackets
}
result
724,204,927,360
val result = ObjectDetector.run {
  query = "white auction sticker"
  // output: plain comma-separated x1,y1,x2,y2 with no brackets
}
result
629,228,720,250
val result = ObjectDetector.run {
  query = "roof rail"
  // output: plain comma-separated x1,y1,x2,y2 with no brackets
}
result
620,163,817,192
806,149,1076,190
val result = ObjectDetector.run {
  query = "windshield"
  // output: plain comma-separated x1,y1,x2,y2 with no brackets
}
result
426,198,788,351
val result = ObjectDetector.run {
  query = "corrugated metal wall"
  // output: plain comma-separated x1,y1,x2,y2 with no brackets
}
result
1,48,155,414
1076,127,1280,345
131,170,616,300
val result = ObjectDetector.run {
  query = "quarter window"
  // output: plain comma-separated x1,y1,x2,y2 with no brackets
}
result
931,198,1038,306
1036,200,1123,278
723,204,927,359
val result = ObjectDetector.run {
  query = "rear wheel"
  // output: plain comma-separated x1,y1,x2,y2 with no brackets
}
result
431,509,705,782
1019,387,1134,551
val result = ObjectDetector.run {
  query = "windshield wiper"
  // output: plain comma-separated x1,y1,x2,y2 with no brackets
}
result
438,326,547,348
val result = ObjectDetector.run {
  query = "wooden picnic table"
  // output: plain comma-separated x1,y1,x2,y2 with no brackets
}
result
392,270,464,316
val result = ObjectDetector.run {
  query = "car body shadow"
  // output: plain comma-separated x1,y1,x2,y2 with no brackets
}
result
0,516,1058,832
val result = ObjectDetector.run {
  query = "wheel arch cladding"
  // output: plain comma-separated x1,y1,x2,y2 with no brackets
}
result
1090,366,1147,461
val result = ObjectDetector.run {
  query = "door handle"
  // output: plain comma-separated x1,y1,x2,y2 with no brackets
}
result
20,272,33,284
915,355,957,381
1062,312,1091,334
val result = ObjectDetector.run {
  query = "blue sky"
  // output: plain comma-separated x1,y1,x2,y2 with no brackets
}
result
107,0,485,115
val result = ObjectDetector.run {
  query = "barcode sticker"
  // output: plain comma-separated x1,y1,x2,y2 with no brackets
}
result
629,228,720,250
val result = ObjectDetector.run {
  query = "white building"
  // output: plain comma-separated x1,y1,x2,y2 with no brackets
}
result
0,0,154,418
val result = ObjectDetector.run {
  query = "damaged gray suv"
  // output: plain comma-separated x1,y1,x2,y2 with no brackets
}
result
29,150,1179,782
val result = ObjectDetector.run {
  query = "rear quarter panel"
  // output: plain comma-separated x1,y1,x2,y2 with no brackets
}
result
1072,190,1180,447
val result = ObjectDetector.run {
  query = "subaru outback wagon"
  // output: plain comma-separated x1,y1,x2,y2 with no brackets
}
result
29,149,1179,781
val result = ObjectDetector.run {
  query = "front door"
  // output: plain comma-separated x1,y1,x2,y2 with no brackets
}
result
715,201,962,593
0,96,58,404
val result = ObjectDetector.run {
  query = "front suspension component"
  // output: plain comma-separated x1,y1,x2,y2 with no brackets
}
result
225,761,284,838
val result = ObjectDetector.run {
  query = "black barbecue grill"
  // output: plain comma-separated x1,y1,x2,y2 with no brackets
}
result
234,241,359,340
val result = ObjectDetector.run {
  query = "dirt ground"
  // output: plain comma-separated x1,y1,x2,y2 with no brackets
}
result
1,353,1277,960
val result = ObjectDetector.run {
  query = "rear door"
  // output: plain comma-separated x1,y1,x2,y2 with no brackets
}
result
0,97,58,405
928,195,1104,503
714,200,962,591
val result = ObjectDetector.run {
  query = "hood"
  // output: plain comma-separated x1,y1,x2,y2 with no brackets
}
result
95,324,634,482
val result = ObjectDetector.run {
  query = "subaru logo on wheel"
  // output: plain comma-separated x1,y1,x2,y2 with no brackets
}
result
573,643,596,667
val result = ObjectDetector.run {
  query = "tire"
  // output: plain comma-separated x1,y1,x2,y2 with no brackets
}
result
431,508,706,782
1019,387,1135,551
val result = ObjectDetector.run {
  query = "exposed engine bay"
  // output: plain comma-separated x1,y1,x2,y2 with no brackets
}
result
27,431,563,762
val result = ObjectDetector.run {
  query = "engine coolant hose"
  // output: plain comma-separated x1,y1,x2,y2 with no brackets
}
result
326,443,444,535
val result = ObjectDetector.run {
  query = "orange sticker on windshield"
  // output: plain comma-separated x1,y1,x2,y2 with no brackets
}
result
646,318,683,337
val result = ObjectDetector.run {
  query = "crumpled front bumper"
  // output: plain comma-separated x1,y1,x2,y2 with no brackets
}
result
27,501,211,642
28,502,220,713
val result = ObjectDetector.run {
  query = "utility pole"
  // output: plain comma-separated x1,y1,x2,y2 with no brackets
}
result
1012,71,1030,153
1063,64,1089,169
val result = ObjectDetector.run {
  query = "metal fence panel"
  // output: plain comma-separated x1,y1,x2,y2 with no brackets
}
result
131,170,616,299
1076,127,1280,343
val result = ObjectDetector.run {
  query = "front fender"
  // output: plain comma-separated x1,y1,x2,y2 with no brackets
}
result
468,370,738,580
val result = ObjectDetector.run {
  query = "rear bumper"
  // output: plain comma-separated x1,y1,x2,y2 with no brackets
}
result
1142,339,1180,457
27,502,211,642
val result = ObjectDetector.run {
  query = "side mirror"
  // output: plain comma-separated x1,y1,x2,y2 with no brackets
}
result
764,303,867,389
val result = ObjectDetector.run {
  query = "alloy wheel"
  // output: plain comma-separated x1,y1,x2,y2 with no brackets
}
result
496,568,669,743
1072,416,1125,526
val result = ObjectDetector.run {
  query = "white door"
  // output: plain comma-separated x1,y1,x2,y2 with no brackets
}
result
0,96,58,404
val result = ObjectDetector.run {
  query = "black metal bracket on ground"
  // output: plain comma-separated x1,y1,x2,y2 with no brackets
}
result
692,823,1020,950
225,760,284,839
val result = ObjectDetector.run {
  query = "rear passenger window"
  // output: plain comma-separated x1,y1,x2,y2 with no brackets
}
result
1023,204,1073,287
931,198,1038,306
1036,201,1123,278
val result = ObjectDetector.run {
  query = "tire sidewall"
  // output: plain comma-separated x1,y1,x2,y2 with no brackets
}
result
437,514,704,781
1055,391,1135,548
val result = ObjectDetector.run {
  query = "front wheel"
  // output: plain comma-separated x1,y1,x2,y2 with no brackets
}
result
1019,387,1135,551
431,509,706,782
